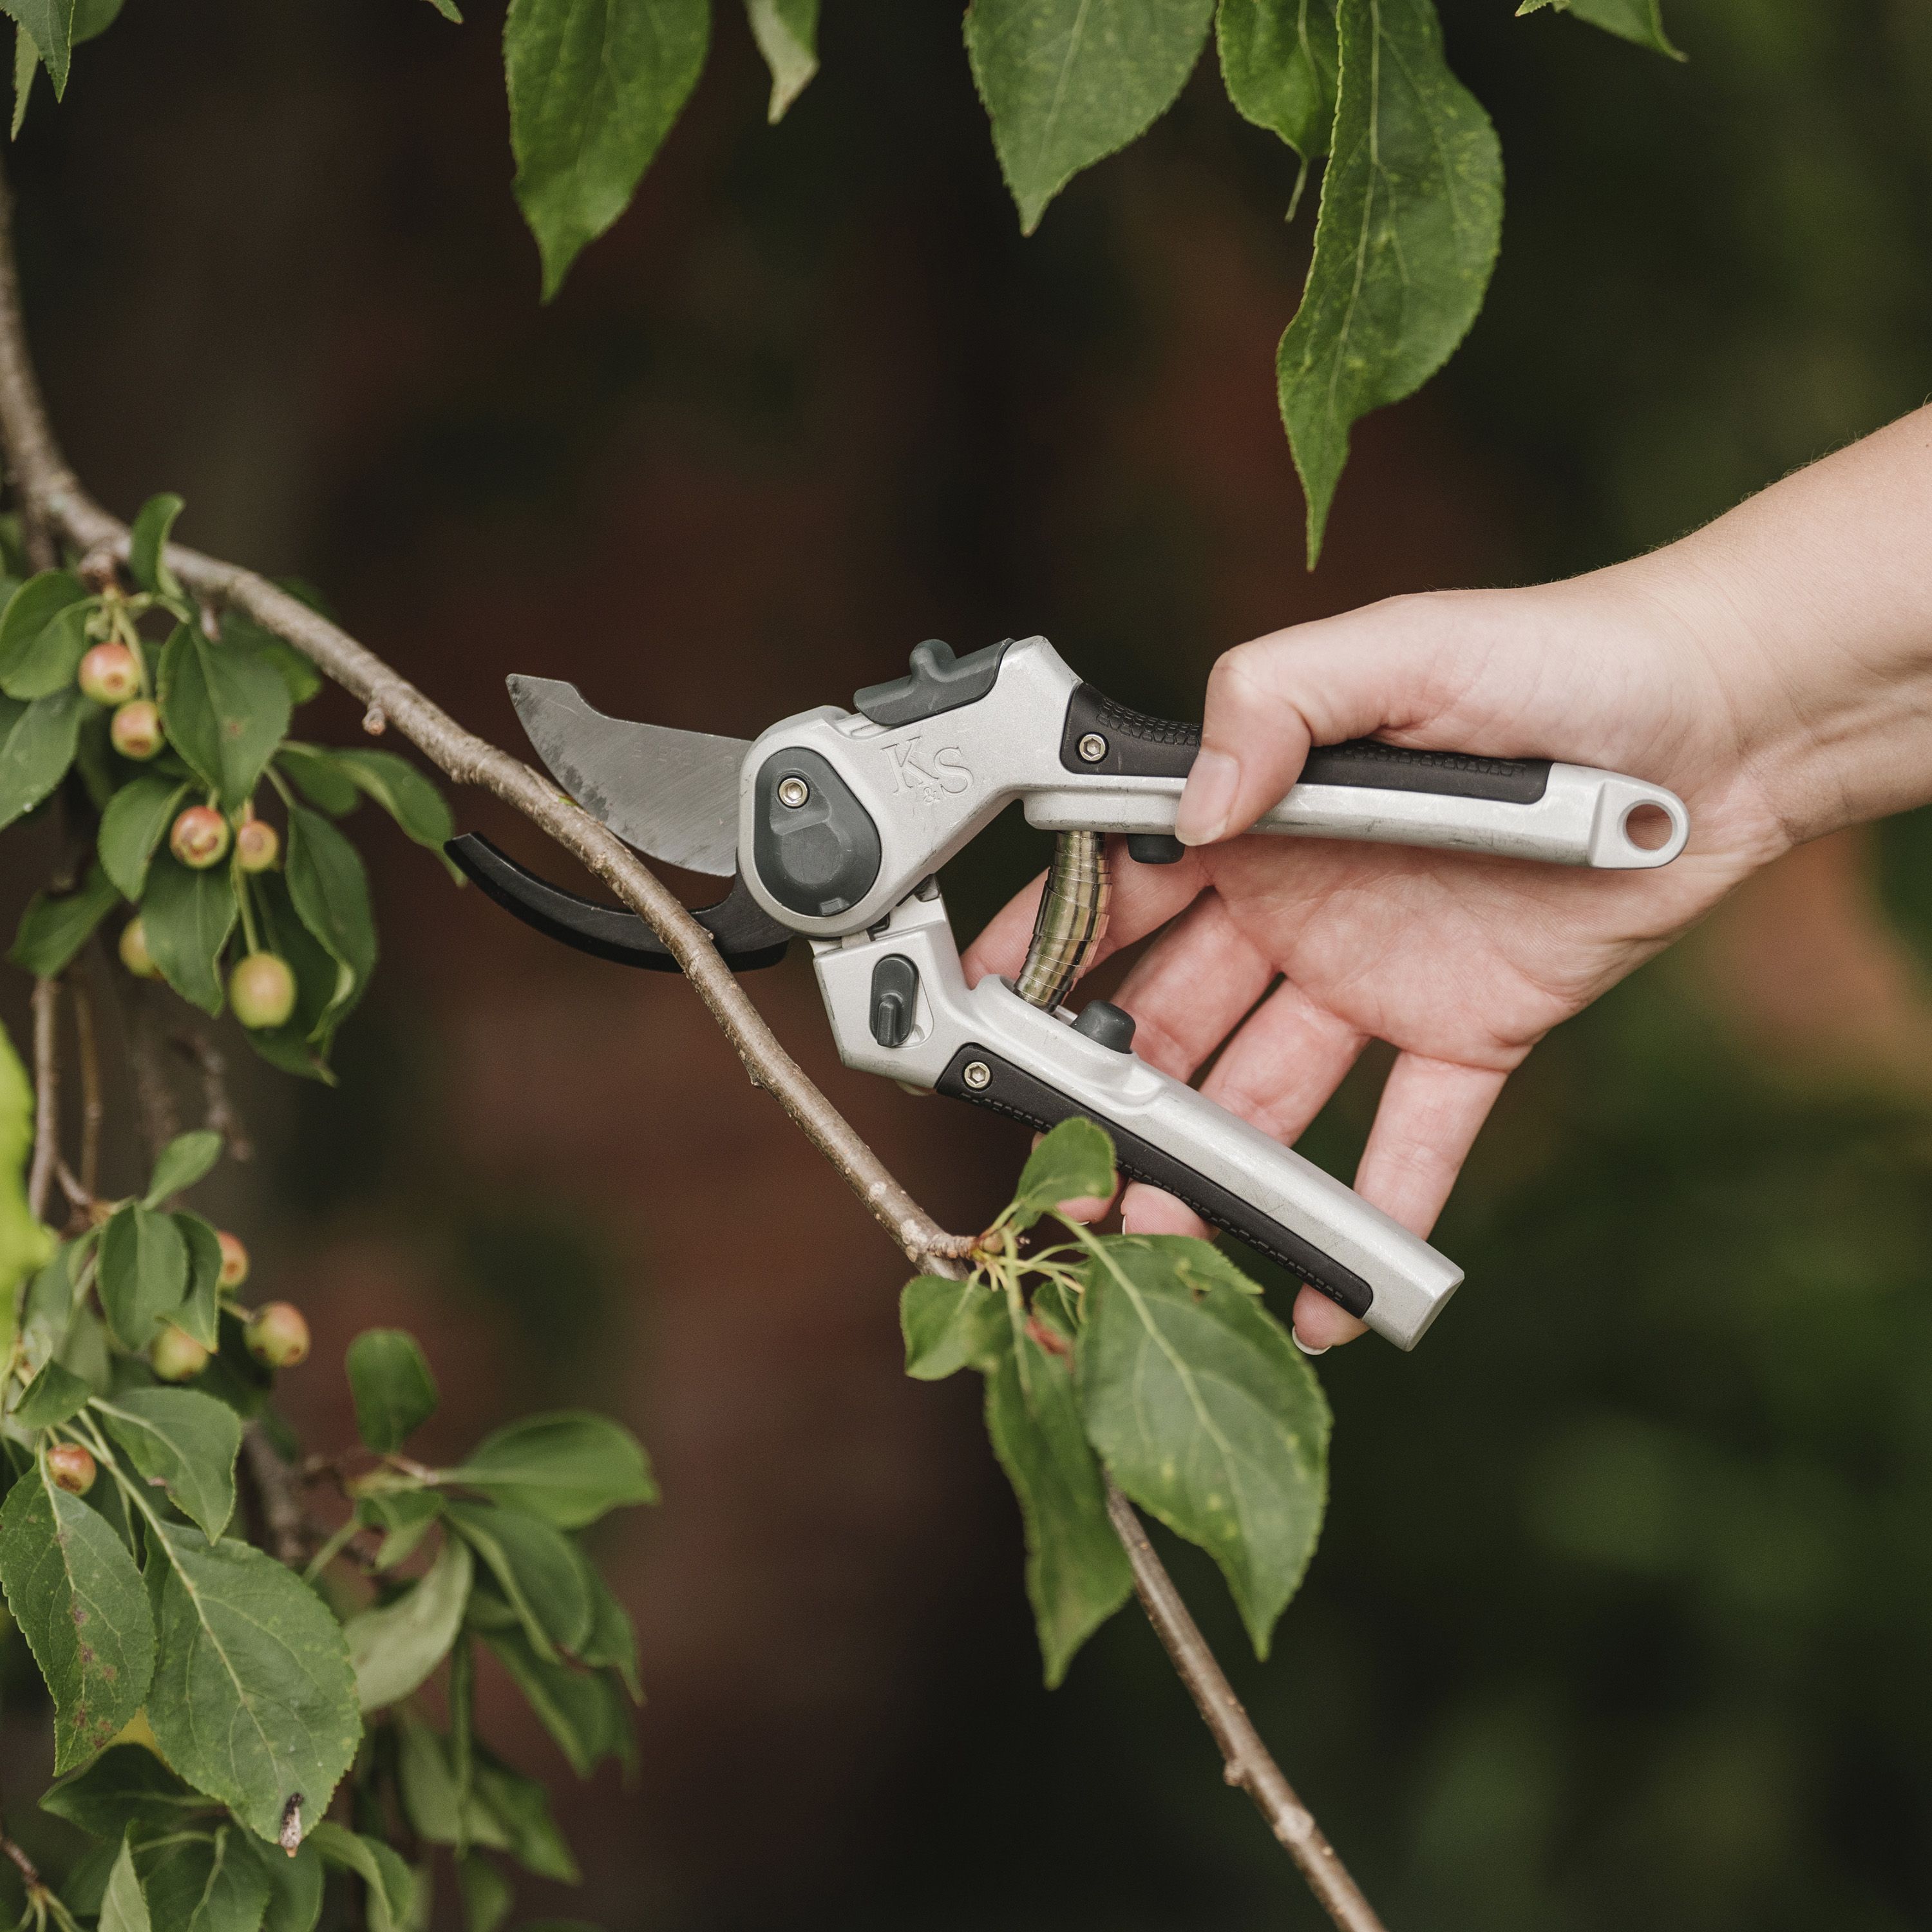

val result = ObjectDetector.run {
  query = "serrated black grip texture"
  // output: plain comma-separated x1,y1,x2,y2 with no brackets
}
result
1058,684,1552,804
936,1043,1374,1319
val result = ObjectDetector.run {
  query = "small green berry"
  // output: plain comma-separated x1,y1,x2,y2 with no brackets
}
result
229,953,296,1030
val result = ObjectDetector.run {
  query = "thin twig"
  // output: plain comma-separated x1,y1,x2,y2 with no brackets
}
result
1106,1483,1388,1932
124,985,181,1160
0,161,1383,1930
241,1425,308,1570
25,976,58,1222
71,976,103,1195
0,1814,42,1890
172,1029,251,1160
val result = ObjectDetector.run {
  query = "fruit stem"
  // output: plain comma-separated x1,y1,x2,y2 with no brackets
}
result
232,863,261,956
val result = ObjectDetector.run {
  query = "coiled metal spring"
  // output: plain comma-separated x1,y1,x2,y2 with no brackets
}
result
1015,830,1111,1011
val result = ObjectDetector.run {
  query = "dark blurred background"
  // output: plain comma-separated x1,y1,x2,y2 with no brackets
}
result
6,1,1932,1926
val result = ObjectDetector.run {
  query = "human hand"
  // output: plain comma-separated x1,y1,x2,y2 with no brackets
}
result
964,564,1798,1349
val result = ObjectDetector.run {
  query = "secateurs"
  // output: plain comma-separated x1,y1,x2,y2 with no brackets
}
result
448,636,1690,1350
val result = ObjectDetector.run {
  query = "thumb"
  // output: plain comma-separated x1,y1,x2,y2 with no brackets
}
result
1174,597,1463,847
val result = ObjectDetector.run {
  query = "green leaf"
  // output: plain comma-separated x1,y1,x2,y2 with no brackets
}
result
1077,1234,1329,1658
357,1488,442,1571
744,0,815,120
422,0,463,15
4,0,77,94
0,1452,156,1770
345,1532,472,1710
273,744,356,817
328,749,455,856
97,1203,189,1350
99,1835,152,1932
1009,1117,1116,1230
0,686,84,828
0,1020,54,1317
100,777,191,900
1216,0,1337,162
393,1716,509,1851
15,0,116,111
8,860,119,975
982,1288,1131,1685
12,1355,91,1428
137,1824,274,1932
257,1839,322,1932
472,1750,579,1882
0,571,91,699
18,1239,81,1378
128,494,184,598
172,1213,223,1351
156,623,291,811
139,854,237,1018
219,615,321,708
283,804,375,1040
13,24,36,138
478,1621,632,1777
41,1745,199,1837
308,1826,414,1932
900,1274,1006,1380
345,1328,439,1453
146,1525,361,1847
1522,0,1680,59
444,1500,592,1662
145,1130,223,1206
72,0,120,43
62,1842,118,1920
965,0,1214,234
95,1388,242,1541
446,1411,656,1528
578,1562,640,1701
1276,0,1501,563
457,1857,511,1932
505,0,711,298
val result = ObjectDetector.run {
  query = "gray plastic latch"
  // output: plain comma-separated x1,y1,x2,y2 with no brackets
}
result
869,955,920,1048
853,639,1014,728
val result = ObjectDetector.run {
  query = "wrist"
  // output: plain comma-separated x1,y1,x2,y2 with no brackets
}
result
1617,455,1932,847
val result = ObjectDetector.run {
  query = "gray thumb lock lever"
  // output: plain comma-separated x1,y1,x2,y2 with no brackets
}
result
451,635,1690,1350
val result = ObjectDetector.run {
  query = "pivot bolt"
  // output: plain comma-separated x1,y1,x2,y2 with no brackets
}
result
962,1060,992,1090
777,775,810,809
1077,732,1108,764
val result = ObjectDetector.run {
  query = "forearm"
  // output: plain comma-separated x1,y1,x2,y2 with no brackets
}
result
1627,404,1932,844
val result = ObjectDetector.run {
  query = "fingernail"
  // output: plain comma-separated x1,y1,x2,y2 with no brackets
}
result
1175,748,1238,846
1293,1332,1330,1358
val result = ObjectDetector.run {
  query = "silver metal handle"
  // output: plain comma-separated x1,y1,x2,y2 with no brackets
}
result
813,891,1463,1350
1027,761,1688,869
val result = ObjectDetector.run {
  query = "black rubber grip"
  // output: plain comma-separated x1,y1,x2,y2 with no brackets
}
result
936,1043,1373,1319
1058,684,1551,804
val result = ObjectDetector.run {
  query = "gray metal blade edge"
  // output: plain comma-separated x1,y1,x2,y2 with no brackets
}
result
507,674,748,877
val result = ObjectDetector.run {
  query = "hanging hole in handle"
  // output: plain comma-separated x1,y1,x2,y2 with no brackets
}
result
1621,802,1676,852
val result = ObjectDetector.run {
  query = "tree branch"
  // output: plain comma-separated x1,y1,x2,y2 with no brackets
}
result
241,1424,309,1570
71,975,103,1196
0,1814,43,1893
0,165,1385,1932
172,1028,251,1160
26,976,58,1223
1105,1481,1386,1931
